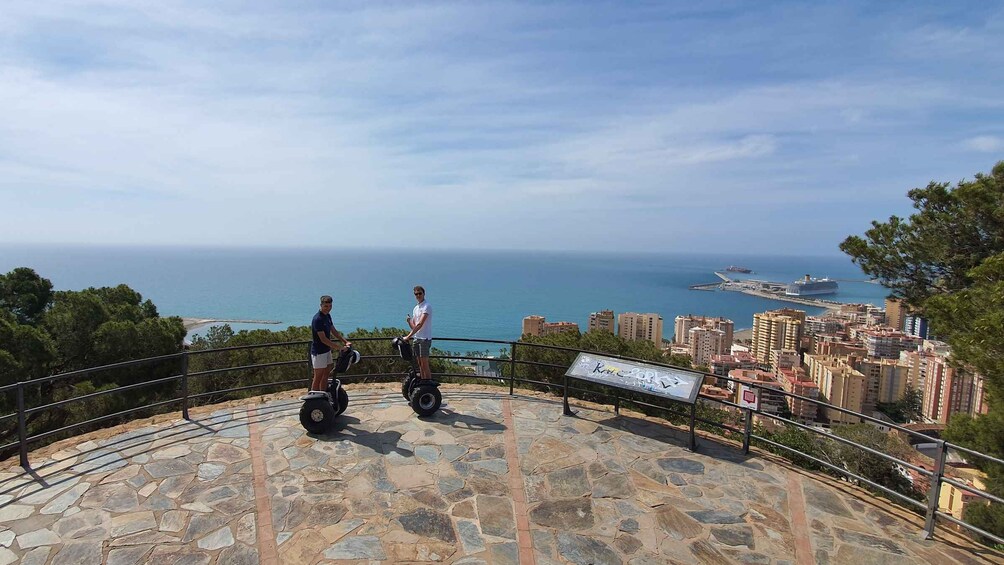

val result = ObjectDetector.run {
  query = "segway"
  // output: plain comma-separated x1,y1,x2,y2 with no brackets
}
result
299,347,359,434
392,337,442,417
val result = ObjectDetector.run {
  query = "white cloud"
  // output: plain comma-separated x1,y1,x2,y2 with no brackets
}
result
964,135,1003,153
0,2,1002,253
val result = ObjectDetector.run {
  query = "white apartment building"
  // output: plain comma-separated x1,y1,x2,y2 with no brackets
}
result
689,327,728,367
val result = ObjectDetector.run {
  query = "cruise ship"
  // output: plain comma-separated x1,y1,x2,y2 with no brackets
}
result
725,265,753,273
785,275,838,296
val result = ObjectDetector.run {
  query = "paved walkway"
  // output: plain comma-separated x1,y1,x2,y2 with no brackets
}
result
0,385,1000,564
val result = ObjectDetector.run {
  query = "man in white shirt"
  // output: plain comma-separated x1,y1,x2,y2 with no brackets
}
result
404,285,433,381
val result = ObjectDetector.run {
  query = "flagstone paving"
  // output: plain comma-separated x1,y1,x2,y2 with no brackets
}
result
0,384,1001,564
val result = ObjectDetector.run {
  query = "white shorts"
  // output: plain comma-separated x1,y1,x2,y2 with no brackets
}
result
311,351,332,369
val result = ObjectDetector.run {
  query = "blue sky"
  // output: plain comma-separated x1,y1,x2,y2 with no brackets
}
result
1,1,1002,254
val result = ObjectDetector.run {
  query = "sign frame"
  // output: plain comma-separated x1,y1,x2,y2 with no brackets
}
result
563,352,704,404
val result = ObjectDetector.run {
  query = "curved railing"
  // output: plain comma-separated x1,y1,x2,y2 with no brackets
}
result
1,336,1001,547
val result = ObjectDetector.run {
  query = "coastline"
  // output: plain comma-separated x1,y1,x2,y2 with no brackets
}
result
181,317,282,331
733,328,753,341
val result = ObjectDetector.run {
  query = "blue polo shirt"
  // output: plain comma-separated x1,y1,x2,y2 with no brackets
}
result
311,311,334,355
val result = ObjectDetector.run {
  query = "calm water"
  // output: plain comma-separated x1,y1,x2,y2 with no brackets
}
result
0,245,887,344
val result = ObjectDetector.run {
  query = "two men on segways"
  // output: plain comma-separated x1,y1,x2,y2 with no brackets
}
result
298,287,444,433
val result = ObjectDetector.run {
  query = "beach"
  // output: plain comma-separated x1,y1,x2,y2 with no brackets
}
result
181,318,282,332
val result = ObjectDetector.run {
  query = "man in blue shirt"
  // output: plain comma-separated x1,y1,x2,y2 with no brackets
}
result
310,295,351,394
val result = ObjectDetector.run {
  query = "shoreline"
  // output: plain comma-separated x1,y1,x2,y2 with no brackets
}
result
181,317,283,331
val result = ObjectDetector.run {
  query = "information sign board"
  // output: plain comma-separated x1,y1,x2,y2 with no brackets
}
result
564,353,703,404
738,385,760,411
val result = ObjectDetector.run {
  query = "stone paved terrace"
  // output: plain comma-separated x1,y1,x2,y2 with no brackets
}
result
0,384,1001,565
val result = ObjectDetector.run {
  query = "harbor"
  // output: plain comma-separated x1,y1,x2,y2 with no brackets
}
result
689,271,848,310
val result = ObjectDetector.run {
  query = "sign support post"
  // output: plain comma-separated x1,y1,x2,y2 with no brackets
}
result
562,353,703,450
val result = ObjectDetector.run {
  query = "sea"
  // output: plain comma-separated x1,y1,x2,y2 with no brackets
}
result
0,245,888,349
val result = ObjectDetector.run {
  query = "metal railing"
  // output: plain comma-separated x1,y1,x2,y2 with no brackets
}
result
1,335,1000,548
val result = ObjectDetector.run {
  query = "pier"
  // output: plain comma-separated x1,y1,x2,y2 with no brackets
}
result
689,272,842,310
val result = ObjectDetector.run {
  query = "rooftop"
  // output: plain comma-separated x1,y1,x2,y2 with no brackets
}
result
1,384,998,564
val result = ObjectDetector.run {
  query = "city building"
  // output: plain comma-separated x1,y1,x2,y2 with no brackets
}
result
522,315,545,337
939,469,989,522
903,315,930,339
543,321,580,336
727,369,787,416
523,315,579,337
618,312,664,347
777,367,820,424
710,352,758,380
688,327,729,367
901,343,987,422
812,334,867,358
885,298,906,331
769,349,800,375
674,315,734,345
855,358,911,413
588,310,616,334
699,384,732,405
973,373,990,416
804,316,845,337
862,329,924,359
805,354,866,425
922,355,977,425
751,309,805,367
710,355,739,379
833,303,885,326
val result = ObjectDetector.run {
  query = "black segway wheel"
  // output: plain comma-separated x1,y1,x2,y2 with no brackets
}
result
300,398,335,434
410,385,442,417
334,387,349,416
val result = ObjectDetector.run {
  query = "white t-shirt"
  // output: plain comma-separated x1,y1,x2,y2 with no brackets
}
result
412,300,433,339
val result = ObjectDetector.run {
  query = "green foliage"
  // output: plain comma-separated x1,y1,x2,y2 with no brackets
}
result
842,162,1004,543
756,422,922,502
829,424,920,499
754,424,829,472
667,353,694,368
877,387,923,424
0,268,53,325
0,268,186,454
925,254,1004,401
0,311,56,386
840,161,1004,306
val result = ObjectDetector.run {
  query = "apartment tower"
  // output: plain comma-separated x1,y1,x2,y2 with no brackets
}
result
688,327,728,367
618,312,664,347
522,315,545,337
751,309,805,367
675,315,734,345
588,310,616,334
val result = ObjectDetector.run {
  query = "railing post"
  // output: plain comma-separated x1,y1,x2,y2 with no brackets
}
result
742,407,753,455
16,382,29,469
923,440,948,539
562,374,575,416
181,351,190,420
614,391,620,416
508,343,517,396
689,402,697,451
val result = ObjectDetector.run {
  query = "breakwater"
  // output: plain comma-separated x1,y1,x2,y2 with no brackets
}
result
689,272,843,310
